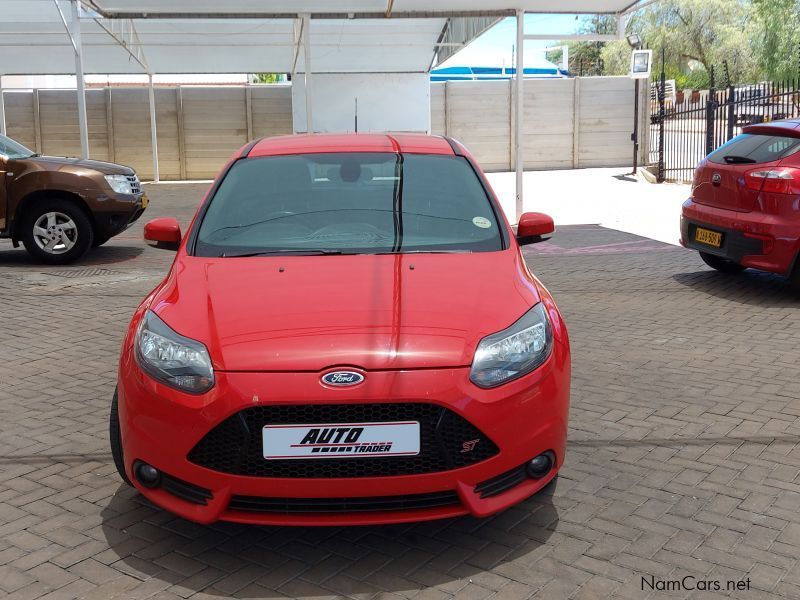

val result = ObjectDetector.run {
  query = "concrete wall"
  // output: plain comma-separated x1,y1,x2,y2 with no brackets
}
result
0,77,645,180
1,85,292,181
431,76,649,171
292,73,430,134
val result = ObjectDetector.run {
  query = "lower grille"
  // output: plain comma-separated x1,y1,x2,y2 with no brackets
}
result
188,403,498,478
228,491,460,514
160,472,213,505
475,464,527,498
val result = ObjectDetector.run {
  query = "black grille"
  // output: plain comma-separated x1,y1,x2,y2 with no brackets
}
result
475,464,527,498
228,490,460,514
160,472,213,505
188,403,498,478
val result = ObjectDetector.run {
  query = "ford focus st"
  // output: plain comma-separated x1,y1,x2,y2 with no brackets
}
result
111,134,570,526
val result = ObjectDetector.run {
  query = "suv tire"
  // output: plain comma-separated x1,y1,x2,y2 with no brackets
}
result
20,199,94,264
699,252,746,274
110,389,132,486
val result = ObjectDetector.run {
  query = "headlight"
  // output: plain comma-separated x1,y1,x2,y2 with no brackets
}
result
470,303,553,388
104,174,133,194
135,310,214,394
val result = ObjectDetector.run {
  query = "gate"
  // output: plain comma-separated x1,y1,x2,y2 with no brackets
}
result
649,62,800,183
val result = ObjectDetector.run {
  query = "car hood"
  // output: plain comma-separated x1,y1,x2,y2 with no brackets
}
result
151,250,542,372
31,155,134,175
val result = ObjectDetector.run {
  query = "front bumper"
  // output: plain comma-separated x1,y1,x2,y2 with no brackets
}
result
94,192,148,239
117,343,570,526
681,198,799,275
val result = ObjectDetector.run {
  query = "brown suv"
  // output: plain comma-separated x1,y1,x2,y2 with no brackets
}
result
0,133,148,264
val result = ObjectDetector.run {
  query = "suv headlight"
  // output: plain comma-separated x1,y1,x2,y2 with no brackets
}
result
135,310,214,394
470,303,553,388
105,174,133,194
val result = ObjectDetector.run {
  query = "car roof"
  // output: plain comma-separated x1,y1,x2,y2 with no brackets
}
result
247,133,457,158
742,119,800,136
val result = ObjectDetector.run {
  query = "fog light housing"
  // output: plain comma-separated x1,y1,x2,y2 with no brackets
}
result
134,461,161,488
527,451,555,478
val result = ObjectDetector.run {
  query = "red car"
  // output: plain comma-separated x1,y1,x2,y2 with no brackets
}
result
681,120,800,287
111,134,570,526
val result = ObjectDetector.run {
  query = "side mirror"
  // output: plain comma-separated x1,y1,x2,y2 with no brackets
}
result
516,212,555,246
144,217,182,251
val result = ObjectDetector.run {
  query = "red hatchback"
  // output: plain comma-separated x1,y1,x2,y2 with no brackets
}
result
111,134,570,526
681,119,800,285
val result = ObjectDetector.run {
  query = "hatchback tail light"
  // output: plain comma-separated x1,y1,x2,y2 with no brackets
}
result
744,167,800,194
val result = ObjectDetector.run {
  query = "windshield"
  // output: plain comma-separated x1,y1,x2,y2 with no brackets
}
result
0,134,35,159
195,152,504,257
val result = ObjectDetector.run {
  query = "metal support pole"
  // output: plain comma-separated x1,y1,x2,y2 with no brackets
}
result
631,78,639,174
0,76,5,136
705,66,716,156
302,13,313,134
70,0,89,159
148,73,160,182
657,48,665,183
514,8,524,221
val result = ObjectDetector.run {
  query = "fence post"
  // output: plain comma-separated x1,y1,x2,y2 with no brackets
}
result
726,82,735,142
705,66,716,156
657,49,666,183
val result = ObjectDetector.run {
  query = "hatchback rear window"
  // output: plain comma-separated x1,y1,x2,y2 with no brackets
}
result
707,133,800,165
194,152,504,257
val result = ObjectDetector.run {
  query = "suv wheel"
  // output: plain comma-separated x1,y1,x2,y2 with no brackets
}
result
699,252,746,274
21,199,94,264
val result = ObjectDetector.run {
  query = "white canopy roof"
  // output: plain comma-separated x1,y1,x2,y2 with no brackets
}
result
0,0,650,76
87,1,643,17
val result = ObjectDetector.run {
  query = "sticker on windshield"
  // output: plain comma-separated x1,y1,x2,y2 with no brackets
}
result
472,216,492,229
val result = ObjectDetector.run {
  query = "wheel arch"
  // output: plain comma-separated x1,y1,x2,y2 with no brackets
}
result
12,189,96,242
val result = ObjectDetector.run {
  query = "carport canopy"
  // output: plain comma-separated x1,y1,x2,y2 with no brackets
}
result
0,0,656,215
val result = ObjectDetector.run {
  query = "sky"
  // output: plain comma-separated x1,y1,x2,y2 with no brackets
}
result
439,13,584,69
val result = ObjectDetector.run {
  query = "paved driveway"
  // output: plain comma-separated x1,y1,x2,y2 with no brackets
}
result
1,183,799,599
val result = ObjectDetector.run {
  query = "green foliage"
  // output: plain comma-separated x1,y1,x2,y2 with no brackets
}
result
571,0,800,87
559,15,617,76
253,73,283,84
752,0,800,81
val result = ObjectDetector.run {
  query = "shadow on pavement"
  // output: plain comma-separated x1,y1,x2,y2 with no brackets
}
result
673,269,798,306
0,244,144,267
100,479,559,597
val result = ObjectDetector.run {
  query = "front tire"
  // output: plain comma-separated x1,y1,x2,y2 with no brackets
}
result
699,252,746,274
20,199,94,264
110,389,132,486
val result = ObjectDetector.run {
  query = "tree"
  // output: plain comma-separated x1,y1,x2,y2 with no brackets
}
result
556,15,617,76
752,0,800,81
253,73,284,84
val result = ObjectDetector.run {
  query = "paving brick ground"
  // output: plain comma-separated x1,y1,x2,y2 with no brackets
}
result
1,183,800,599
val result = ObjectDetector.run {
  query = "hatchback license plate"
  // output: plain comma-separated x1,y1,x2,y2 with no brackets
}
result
695,227,722,248
263,421,420,460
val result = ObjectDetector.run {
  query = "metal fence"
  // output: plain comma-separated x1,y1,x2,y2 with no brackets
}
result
649,71,800,182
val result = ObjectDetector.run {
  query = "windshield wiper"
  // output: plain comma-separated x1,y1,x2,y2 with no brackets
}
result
221,249,349,258
723,155,757,164
376,249,473,255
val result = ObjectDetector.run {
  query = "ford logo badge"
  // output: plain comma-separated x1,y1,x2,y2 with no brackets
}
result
322,371,364,386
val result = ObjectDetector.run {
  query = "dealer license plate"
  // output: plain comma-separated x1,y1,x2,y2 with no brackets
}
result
694,227,722,248
262,421,420,460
